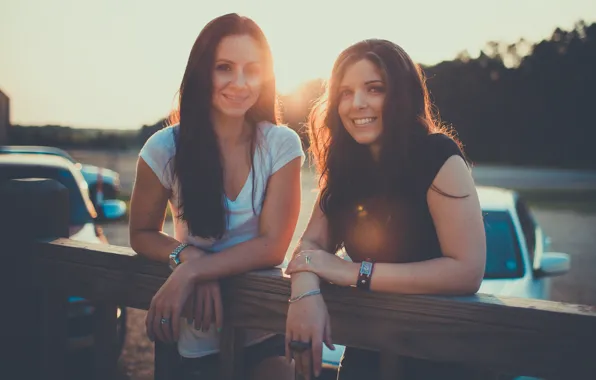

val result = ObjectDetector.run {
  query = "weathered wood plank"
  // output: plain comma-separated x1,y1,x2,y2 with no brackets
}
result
93,302,119,380
0,179,71,380
154,341,179,380
219,327,246,380
29,238,596,378
40,288,68,380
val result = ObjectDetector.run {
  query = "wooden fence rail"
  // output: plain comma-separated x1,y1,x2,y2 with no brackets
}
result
1,179,596,380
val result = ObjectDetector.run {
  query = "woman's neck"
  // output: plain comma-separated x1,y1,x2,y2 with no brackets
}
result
370,143,381,163
212,113,250,145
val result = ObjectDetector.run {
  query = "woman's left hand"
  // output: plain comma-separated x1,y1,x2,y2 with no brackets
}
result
286,250,359,287
146,261,197,343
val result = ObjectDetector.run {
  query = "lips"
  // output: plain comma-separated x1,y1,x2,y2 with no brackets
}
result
223,94,249,103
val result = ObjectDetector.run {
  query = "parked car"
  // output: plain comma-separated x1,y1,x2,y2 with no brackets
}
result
321,185,571,371
0,145,121,210
0,153,128,353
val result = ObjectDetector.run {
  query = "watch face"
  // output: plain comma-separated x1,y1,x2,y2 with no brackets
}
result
169,255,178,270
360,261,373,276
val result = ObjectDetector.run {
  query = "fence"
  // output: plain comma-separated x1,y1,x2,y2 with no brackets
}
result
1,178,595,380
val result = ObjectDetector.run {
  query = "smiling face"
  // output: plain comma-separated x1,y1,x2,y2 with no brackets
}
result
337,58,386,153
211,34,263,120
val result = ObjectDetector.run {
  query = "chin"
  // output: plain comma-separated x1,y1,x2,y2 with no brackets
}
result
214,105,251,119
352,133,381,146
223,109,249,118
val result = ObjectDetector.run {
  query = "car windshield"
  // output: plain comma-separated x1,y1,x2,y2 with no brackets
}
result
0,165,95,226
483,210,524,279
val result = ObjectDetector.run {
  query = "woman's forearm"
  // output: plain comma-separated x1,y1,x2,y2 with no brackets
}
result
361,256,483,295
186,235,290,283
289,240,324,295
130,230,188,263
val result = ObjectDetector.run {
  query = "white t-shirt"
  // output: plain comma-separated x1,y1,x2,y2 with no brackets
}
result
139,121,305,358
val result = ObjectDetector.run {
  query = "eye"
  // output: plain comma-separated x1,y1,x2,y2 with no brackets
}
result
369,85,386,93
215,63,232,71
339,88,353,97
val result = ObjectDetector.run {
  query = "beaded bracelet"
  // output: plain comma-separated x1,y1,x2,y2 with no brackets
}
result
288,289,321,303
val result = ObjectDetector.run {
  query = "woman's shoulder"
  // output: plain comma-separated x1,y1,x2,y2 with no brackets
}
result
141,125,177,154
256,121,305,172
257,121,300,142
413,132,468,191
417,132,466,164
146,124,177,144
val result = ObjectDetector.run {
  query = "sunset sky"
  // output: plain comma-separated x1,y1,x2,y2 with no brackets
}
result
1,0,595,130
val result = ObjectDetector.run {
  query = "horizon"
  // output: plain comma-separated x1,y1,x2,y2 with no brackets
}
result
1,0,595,130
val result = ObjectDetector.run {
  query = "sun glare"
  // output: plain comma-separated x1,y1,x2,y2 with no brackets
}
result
269,40,339,95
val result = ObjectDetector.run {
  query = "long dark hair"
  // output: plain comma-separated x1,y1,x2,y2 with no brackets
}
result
170,13,279,239
309,39,466,250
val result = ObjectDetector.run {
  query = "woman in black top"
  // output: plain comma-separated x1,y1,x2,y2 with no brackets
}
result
284,39,487,379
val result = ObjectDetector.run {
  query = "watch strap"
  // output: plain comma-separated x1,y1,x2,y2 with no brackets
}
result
169,243,189,271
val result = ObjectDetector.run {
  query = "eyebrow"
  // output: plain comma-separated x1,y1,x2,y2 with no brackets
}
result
338,79,384,89
215,58,260,65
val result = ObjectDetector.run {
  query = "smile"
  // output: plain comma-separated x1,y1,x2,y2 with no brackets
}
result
223,94,248,102
353,117,377,126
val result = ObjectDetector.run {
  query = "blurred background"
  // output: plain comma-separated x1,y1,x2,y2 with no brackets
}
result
1,1,595,378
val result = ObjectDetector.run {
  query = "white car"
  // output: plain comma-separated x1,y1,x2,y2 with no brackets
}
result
0,145,121,210
322,186,571,370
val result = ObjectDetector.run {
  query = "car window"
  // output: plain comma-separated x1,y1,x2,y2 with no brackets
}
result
0,165,95,226
483,210,525,279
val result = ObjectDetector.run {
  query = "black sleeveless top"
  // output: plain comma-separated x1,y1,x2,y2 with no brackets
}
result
340,133,466,264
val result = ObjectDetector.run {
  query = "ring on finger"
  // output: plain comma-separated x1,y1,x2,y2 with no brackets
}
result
289,340,312,352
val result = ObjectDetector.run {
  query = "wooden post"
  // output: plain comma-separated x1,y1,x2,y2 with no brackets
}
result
219,326,246,380
379,351,405,380
154,341,180,380
93,302,119,380
0,178,69,380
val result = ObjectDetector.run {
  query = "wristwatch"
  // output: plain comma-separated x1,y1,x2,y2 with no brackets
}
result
356,258,375,290
169,243,189,271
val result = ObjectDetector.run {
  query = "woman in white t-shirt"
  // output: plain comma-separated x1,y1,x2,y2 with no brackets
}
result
129,13,304,380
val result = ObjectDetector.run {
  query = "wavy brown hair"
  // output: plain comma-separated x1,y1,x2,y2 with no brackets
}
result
308,39,467,250
169,13,279,239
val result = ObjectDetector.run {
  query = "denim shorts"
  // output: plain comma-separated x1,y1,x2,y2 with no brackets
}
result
177,334,286,380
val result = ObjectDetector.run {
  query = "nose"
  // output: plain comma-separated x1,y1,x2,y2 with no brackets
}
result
352,90,368,109
231,71,247,88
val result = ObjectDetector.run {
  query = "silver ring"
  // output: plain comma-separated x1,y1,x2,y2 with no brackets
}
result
160,317,170,325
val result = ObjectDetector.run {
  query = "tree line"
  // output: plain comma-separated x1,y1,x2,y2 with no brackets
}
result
8,20,595,170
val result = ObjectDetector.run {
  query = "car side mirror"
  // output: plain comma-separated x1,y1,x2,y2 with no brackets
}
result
534,252,570,278
100,199,127,221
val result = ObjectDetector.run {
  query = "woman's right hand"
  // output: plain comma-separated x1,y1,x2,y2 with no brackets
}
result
188,281,224,333
285,292,335,379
